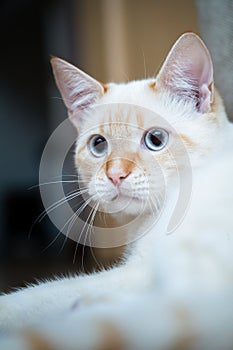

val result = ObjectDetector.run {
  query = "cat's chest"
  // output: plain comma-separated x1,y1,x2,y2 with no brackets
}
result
149,226,233,295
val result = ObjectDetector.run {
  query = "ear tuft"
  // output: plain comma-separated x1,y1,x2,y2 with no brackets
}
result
50,57,104,127
156,33,214,113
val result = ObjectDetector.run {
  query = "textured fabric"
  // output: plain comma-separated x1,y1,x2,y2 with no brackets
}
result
196,0,233,120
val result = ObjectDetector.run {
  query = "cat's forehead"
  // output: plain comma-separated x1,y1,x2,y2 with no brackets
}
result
81,103,160,139
101,79,155,104
79,78,201,140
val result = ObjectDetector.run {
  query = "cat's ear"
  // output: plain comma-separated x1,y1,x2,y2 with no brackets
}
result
50,57,105,128
156,33,214,113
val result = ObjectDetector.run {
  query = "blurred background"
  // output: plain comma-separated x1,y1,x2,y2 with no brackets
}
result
0,0,232,292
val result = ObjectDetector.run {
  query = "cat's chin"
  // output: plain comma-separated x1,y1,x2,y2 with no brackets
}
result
98,193,148,217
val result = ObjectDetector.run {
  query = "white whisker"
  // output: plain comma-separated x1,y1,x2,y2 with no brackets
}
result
28,188,88,239
72,195,99,266
56,194,98,256
81,201,100,270
88,203,102,270
80,202,98,269
28,180,80,190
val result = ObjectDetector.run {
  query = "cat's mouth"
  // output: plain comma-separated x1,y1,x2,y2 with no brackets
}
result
95,187,148,215
111,190,141,202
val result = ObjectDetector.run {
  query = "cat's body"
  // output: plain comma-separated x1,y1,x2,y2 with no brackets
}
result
0,33,233,350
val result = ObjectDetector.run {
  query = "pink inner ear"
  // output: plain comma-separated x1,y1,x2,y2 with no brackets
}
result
157,33,214,113
51,57,105,127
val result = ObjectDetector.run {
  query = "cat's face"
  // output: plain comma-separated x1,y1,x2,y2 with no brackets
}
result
51,33,227,218
75,103,170,216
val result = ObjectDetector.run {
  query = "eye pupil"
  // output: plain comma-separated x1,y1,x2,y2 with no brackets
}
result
94,137,105,147
144,128,168,151
150,133,163,147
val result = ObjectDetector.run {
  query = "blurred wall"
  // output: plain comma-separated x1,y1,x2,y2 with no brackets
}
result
73,0,198,82
0,0,80,291
196,0,233,120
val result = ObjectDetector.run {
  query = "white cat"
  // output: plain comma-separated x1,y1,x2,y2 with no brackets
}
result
0,33,233,350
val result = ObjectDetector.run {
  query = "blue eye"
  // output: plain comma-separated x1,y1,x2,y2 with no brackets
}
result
89,135,108,157
144,128,169,151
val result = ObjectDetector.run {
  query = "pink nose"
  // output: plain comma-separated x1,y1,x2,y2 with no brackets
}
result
107,170,130,186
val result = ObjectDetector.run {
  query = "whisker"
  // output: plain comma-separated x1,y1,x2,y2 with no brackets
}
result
38,189,88,223
41,230,63,254
100,209,108,227
148,193,163,218
61,174,79,178
57,212,80,256
57,209,82,256
72,195,99,266
28,171,89,188
80,204,97,270
51,96,64,100
87,203,102,270
58,195,95,255
40,196,86,255
81,201,100,270
28,188,88,238
28,180,81,190
148,198,157,219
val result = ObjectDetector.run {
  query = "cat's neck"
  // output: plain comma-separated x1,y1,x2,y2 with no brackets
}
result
94,197,172,265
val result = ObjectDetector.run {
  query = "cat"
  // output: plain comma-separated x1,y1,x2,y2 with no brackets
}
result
0,32,233,350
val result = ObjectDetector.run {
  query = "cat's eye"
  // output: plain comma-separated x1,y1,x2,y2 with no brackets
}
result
144,128,169,151
89,135,108,157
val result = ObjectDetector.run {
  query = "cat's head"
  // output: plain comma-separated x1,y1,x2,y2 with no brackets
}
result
51,33,228,218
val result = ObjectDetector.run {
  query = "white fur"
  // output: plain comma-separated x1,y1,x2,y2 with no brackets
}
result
0,34,233,349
